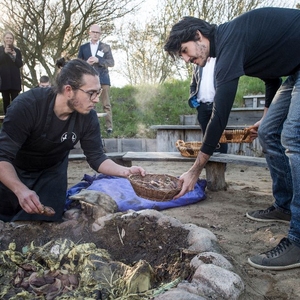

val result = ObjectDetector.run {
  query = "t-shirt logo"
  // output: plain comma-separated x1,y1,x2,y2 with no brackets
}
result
61,132,77,143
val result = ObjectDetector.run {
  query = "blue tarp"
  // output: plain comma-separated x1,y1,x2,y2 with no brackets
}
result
66,174,207,212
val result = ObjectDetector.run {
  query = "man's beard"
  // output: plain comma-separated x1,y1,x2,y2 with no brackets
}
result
67,98,78,111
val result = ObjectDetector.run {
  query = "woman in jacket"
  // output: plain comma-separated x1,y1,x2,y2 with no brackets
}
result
0,31,23,114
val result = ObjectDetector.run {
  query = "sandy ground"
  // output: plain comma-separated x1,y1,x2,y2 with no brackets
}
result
68,159,300,300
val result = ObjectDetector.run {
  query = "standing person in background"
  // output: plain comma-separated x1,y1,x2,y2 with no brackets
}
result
0,31,23,114
78,24,115,135
189,57,227,153
39,75,51,88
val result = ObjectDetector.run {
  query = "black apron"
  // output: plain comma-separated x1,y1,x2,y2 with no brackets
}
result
14,96,77,171
0,98,77,222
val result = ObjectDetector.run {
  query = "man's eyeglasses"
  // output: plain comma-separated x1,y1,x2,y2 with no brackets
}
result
78,88,103,101
90,31,101,34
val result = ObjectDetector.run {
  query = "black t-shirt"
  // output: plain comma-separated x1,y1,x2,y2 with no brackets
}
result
202,7,300,155
0,88,108,171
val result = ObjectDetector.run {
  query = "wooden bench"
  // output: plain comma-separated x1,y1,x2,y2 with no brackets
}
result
150,122,263,156
122,152,268,191
68,152,129,167
68,151,268,191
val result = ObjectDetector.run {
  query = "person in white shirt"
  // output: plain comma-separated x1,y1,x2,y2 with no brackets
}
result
188,57,227,153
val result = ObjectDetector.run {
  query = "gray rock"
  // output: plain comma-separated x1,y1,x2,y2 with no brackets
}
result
183,224,218,252
69,189,118,220
153,288,206,300
190,264,244,300
190,252,233,271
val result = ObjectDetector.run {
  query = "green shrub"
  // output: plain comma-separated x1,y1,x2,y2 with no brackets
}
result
96,76,266,138
234,76,265,107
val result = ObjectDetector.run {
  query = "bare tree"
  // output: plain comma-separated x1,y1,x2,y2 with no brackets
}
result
0,0,141,88
116,18,186,85
116,0,295,85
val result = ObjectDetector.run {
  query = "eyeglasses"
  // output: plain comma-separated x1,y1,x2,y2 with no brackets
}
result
90,31,101,34
78,88,103,101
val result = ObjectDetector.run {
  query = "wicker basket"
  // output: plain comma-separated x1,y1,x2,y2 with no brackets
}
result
219,128,252,143
176,140,202,157
128,173,182,201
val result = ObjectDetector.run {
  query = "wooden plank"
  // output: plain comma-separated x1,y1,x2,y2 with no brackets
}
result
123,152,195,162
123,152,267,167
228,109,264,126
208,153,267,167
68,152,128,166
68,154,86,160
156,129,185,152
150,124,246,131
150,125,200,130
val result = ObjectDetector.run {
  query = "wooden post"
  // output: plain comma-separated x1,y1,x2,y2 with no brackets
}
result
205,161,227,191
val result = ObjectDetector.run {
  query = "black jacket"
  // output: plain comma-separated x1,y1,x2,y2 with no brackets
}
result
202,7,300,155
0,45,23,91
78,41,114,85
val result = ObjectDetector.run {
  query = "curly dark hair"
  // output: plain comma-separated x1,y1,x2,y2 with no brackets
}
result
164,16,217,60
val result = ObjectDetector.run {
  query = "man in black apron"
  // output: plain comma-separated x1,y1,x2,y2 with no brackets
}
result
0,58,145,222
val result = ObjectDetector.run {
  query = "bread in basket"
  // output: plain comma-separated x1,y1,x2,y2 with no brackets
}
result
219,128,252,143
128,173,182,201
176,140,202,157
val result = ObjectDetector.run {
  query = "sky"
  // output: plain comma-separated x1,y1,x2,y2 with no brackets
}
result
108,0,159,87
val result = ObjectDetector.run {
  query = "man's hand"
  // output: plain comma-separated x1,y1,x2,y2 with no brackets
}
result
247,124,260,141
173,169,200,199
0,161,53,216
87,56,99,65
248,107,268,141
125,166,146,177
173,151,208,199
16,189,47,215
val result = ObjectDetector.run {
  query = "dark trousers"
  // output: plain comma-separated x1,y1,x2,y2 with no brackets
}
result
1,90,20,114
197,103,228,153
0,157,68,222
